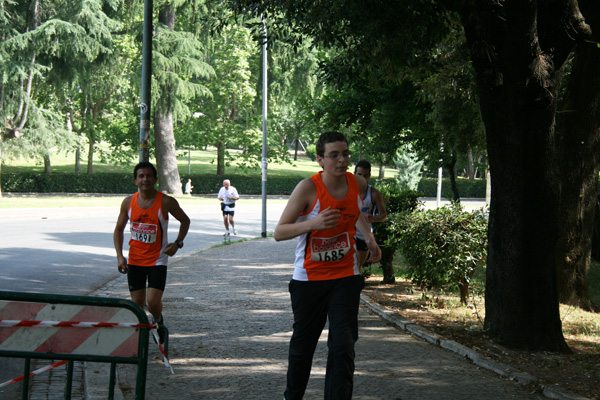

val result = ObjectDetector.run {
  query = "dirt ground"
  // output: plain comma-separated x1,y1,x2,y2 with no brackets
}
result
362,277,600,400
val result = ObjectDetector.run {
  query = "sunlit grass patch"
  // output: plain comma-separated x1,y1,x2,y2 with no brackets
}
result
561,305,600,354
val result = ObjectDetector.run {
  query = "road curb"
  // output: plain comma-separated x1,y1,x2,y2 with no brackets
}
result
359,293,590,400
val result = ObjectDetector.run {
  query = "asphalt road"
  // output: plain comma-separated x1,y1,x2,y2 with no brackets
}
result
0,201,287,295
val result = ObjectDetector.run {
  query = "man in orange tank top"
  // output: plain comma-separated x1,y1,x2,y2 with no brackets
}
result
113,162,190,343
275,131,381,400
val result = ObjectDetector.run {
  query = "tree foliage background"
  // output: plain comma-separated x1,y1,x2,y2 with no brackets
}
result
3,0,599,353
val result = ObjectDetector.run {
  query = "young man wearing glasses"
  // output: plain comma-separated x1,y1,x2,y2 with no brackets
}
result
275,131,381,400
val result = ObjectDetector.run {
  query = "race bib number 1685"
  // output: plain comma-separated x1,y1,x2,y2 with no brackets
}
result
310,232,351,262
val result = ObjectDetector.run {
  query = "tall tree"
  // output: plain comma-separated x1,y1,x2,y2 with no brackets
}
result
457,1,598,350
265,37,325,160
0,0,120,168
193,21,257,176
152,0,213,192
553,2,600,311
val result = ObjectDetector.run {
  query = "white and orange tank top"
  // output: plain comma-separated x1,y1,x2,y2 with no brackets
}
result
127,192,169,266
355,184,374,241
293,171,363,281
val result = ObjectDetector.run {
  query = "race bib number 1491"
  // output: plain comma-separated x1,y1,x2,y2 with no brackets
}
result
310,232,351,262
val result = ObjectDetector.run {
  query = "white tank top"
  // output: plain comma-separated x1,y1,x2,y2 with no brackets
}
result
355,184,375,240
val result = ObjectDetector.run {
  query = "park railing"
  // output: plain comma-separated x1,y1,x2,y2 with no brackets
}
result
0,290,150,400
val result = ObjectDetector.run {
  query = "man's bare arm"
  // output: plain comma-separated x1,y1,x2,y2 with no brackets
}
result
113,196,132,272
369,187,387,223
163,196,191,256
356,213,381,263
274,179,340,241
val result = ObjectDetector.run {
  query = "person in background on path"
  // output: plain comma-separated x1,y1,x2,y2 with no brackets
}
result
274,131,382,400
218,179,239,236
184,178,194,195
354,160,387,273
113,161,190,343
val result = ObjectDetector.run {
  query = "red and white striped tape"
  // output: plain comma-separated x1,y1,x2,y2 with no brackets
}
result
0,359,68,388
1,302,145,357
151,325,175,375
0,319,154,329
0,324,174,388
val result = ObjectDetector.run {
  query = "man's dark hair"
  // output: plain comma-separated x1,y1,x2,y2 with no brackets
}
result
316,131,348,156
133,161,157,179
355,159,371,173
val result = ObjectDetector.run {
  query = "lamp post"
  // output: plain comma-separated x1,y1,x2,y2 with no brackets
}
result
437,142,443,208
139,0,153,162
261,17,268,237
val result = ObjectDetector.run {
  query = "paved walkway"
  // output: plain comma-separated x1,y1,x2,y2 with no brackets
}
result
81,238,566,400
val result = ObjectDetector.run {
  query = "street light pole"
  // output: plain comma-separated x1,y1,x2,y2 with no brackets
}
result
261,17,268,237
139,0,153,163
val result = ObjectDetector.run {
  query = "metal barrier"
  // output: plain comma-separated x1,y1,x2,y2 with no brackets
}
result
0,291,150,400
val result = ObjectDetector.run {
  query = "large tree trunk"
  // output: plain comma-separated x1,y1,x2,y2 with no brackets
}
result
294,138,299,161
152,3,182,195
216,141,226,176
9,0,40,137
67,113,81,174
43,153,51,174
75,147,81,173
444,154,459,202
379,247,396,284
155,110,182,194
460,1,586,352
467,148,475,180
555,10,600,311
87,131,94,174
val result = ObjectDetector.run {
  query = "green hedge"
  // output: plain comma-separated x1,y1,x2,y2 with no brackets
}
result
417,177,486,198
1,172,488,197
1,172,135,193
1,172,304,195
184,174,303,195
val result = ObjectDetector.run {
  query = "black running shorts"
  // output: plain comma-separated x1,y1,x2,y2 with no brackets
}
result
127,265,167,292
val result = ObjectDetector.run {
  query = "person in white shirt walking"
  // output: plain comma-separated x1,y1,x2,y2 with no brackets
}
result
217,179,239,235
184,178,193,195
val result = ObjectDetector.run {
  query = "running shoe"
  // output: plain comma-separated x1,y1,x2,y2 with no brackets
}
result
233,228,238,235
224,230,230,236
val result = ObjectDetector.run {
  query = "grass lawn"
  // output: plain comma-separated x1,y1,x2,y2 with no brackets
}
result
2,147,397,179
0,194,289,209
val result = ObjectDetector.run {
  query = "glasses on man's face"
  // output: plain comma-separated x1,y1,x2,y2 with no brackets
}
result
322,152,351,160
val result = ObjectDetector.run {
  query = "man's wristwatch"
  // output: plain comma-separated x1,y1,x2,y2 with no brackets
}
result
175,240,184,249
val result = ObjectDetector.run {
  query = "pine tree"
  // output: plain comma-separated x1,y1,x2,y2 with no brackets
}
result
152,0,213,193
394,146,423,191
0,0,121,167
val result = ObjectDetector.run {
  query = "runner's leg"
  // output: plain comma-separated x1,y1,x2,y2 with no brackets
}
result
147,288,164,322
324,275,364,400
147,265,167,322
129,289,146,310
223,214,229,230
285,280,330,400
